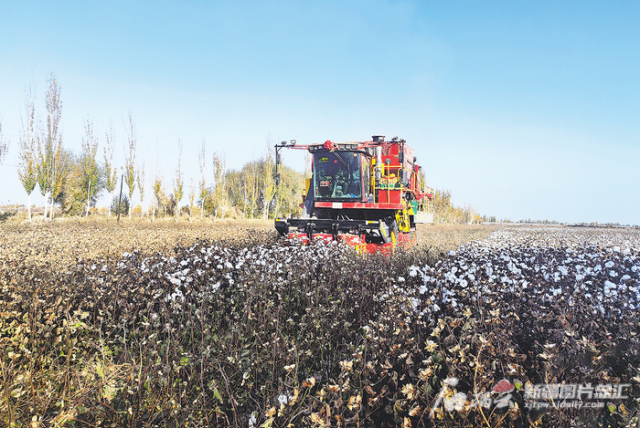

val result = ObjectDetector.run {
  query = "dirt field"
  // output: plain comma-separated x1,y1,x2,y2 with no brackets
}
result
0,218,495,268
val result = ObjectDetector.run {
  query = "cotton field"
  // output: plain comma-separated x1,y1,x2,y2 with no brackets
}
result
1,222,639,427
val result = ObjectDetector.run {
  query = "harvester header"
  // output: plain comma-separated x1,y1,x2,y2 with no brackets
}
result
274,135,433,254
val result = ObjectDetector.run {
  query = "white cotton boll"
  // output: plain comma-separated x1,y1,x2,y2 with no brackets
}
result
459,279,468,288
248,411,257,427
558,266,568,276
610,271,618,278
278,394,289,406
605,261,615,268
621,274,631,281
398,276,405,282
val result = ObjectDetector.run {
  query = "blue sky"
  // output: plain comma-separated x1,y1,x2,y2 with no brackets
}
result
1,1,638,224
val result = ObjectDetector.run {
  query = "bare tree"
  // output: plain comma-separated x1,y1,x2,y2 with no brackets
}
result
104,123,118,216
198,140,207,218
173,140,184,219
137,160,146,219
124,112,136,220
0,116,8,164
80,119,100,217
37,74,64,220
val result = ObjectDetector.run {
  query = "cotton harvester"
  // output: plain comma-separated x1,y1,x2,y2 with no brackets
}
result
274,135,433,254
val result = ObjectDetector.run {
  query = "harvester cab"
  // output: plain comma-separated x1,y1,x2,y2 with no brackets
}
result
274,136,433,254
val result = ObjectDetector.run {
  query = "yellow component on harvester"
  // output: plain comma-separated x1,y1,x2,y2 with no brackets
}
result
303,178,311,198
395,208,411,233
390,228,397,246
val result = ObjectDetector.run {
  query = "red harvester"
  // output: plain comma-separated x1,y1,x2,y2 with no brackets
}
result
274,135,433,254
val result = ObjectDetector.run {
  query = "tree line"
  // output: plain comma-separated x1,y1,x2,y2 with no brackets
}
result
2,74,487,224
3,74,305,221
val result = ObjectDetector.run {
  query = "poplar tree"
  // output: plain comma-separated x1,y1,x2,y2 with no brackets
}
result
124,112,137,220
212,151,226,219
0,116,8,164
137,161,146,219
188,177,195,221
198,140,207,218
80,119,99,217
103,123,118,216
261,144,276,219
246,161,259,218
38,74,64,220
153,175,163,220
173,140,184,219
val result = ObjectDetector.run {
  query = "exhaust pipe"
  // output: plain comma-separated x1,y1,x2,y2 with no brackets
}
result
375,146,382,181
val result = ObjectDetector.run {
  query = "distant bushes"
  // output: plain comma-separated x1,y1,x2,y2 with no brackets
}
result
430,189,483,224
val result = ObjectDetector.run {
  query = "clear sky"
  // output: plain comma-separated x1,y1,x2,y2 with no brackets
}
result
1,1,638,224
